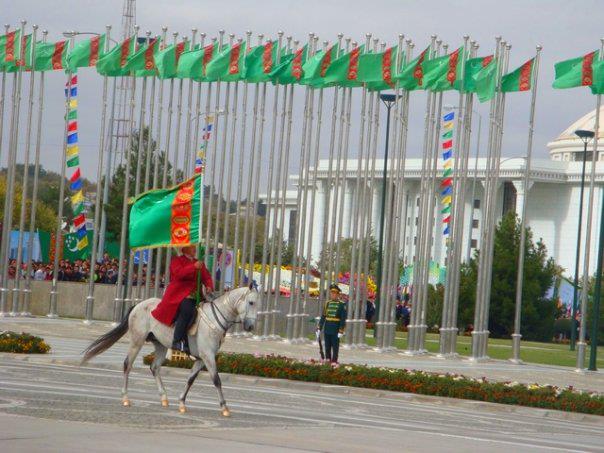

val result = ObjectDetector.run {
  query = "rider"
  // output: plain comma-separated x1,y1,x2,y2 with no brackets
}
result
151,245,213,354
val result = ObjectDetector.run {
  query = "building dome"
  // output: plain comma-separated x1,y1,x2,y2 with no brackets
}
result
548,107,604,162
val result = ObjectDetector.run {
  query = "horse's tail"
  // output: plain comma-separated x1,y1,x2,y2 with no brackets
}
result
81,307,134,365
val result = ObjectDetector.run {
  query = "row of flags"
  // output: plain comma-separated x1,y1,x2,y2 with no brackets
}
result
64,75,88,251
1,28,604,97
440,111,454,237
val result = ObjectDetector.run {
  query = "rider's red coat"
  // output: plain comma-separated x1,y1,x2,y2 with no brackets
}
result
151,255,214,325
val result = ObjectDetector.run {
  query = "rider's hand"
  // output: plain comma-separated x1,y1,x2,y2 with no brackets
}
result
337,331,344,339
194,260,203,269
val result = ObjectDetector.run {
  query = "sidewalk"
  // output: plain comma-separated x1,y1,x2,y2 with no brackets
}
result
2,316,603,393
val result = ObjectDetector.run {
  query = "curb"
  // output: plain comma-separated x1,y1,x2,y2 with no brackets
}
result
5,354,603,424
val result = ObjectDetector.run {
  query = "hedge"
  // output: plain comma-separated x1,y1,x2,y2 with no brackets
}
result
143,352,604,416
0,331,51,353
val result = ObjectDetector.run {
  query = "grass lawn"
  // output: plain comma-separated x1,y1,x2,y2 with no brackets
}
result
351,330,604,368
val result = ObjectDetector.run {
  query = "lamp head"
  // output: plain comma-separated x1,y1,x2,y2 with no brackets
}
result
379,93,397,104
575,129,595,143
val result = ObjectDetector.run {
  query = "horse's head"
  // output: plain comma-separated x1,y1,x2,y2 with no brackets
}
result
236,282,259,332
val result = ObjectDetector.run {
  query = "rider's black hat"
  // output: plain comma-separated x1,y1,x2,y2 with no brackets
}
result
329,284,342,293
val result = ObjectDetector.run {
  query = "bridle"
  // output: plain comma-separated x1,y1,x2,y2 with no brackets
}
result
207,289,252,333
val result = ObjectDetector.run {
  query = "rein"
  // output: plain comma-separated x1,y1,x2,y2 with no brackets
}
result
206,289,249,334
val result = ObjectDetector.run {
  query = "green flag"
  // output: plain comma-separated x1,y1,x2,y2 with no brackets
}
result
34,40,68,71
592,59,604,94
553,51,598,90
0,29,21,69
501,58,535,92
422,47,464,92
268,46,306,85
96,36,135,77
321,45,365,88
175,42,217,80
245,41,280,83
156,41,189,79
2,34,33,72
123,38,160,76
63,231,92,261
129,174,203,249
204,42,246,82
464,55,494,92
67,34,106,71
363,46,401,91
300,44,339,87
395,47,429,90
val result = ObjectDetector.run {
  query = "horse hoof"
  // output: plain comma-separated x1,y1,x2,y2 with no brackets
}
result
222,408,231,417
161,398,169,407
178,403,186,414
122,399,131,407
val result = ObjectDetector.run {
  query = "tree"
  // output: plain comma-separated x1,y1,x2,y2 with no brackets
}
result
458,212,561,341
0,176,57,232
318,236,381,276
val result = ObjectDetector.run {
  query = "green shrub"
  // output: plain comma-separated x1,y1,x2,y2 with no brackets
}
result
0,331,51,353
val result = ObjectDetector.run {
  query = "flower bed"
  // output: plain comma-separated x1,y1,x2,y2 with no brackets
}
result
143,352,604,415
0,331,51,354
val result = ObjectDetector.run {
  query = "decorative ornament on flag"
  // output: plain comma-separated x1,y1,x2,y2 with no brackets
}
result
64,75,88,251
441,111,455,237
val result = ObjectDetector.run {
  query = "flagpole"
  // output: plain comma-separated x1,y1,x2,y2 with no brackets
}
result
112,26,139,323
259,32,287,338
0,24,9,170
84,25,112,323
125,30,151,309
511,45,542,364
240,34,263,285
22,30,48,316
211,32,235,291
10,24,37,316
182,28,198,180
264,36,292,340
576,38,604,370
190,33,205,179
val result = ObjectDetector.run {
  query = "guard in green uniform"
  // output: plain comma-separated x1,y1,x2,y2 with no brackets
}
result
319,284,347,363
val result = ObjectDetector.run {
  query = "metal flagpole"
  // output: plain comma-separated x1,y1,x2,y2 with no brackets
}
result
23,30,48,316
0,24,9,169
10,24,37,316
125,30,151,309
211,32,235,290
285,38,314,342
511,45,542,363
154,31,178,297
232,30,252,290
576,39,604,370
265,36,292,338
190,33,205,179
112,27,139,322
0,22,26,317
182,28,198,180
260,33,288,338
240,34,263,284
84,25,112,323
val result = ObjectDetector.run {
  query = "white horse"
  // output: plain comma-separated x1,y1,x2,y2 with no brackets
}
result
82,284,259,416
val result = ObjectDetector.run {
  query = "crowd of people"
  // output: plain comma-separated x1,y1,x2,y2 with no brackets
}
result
6,253,166,287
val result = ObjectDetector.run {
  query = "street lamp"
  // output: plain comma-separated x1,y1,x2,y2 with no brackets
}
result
571,129,595,351
375,93,398,337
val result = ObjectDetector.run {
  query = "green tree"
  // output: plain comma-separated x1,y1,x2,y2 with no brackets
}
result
458,212,561,341
0,176,57,231
318,236,381,276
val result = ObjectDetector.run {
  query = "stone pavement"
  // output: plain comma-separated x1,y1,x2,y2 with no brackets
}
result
1,316,603,393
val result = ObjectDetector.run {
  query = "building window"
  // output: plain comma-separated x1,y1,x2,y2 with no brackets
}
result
471,239,477,248
473,199,480,209
288,210,297,243
472,219,479,229
416,197,420,206
413,236,417,245
502,181,517,216
415,217,418,226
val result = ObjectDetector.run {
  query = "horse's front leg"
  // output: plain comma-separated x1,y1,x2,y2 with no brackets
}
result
178,359,205,413
202,354,230,417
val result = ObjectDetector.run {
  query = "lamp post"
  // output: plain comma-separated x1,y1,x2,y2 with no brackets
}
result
571,129,595,350
375,93,397,336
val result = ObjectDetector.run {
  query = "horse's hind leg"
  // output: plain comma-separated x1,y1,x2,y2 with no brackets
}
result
121,338,144,407
178,359,205,413
150,342,169,407
202,355,230,417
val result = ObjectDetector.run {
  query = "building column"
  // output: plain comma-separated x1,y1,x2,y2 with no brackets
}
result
311,181,327,261
342,179,354,238
512,180,534,222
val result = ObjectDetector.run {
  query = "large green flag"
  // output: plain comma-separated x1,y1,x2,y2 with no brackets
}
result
501,58,535,92
321,45,365,88
123,38,160,77
2,34,33,72
300,44,339,87
175,42,217,80
96,36,135,77
464,55,493,92
67,34,106,71
474,59,498,103
156,41,188,79
395,47,429,90
129,174,203,249
204,42,246,82
245,41,280,83
34,40,68,71
268,45,306,85
592,59,604,94
422,47,464,91
362,46,401,91
0,29,21,69
553,51,598,90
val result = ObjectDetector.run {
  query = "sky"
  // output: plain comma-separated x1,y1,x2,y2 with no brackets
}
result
1,0,604,183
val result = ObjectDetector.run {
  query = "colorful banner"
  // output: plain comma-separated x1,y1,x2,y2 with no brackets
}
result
440,111,455,237
65,75,88,251
194,114,214,174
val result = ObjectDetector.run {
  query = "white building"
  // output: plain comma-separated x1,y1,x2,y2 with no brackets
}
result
263,108,604,278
